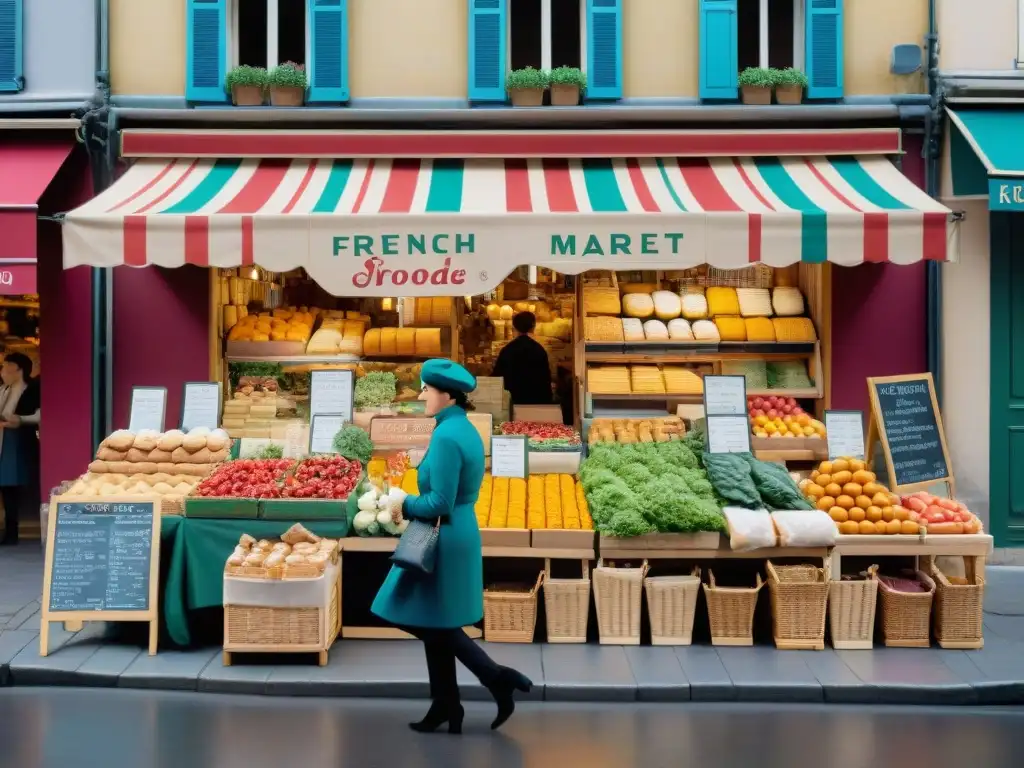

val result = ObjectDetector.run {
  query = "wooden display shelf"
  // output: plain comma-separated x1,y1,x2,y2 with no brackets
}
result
599,532,829,563
585,341,816,356
226,354,361,364
829,533,993,582
588,389,820,402
340,536,594,560
753,449,819,462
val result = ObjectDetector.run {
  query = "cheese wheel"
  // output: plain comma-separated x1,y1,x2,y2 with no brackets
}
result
651,291,682,321
415,328,442,356
667,318,694,340
397,328,417,356
621,318,644,342
622,293,655,319
642,319,670,340
379,328,398,355
363,329,381,356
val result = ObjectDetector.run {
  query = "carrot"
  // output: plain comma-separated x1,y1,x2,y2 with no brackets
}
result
926,522,963,535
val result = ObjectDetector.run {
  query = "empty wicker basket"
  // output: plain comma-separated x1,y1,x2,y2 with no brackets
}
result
543,558,591,644
592,559,647,645
829,567,879,650
644,567,701,646
483,572,544,643
767,561,829,650
704,570,763,647
931,558,985,650
878,570,936,648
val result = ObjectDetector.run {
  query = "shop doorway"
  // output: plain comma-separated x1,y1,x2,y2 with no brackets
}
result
989,212,1024,547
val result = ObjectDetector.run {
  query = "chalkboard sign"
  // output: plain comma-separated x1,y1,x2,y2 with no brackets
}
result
40,497,161,657
867,374,954,494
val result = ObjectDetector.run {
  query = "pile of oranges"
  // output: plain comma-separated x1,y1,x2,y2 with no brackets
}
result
798,457,919,536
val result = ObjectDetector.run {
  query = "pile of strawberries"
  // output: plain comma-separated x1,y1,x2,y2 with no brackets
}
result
195,456,362,500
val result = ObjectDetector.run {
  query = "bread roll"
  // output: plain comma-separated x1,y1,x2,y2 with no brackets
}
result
132,462,157,475
152,482,174,494
238,534,256,550
96,447,128,462
182,434,207,453
87,460,109,473
206,434,229,452
285,554,306,565
126,448,151,463
148,449,173,463
156,431,185,452
156,462,177,475
107,461,134,475
207,449,229,464
133,434,158,452
244,552,266,566
187,447,212,465
103,430,135,452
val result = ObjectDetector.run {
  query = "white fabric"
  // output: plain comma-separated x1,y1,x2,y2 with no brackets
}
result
771,510,838,547
223,561,339,607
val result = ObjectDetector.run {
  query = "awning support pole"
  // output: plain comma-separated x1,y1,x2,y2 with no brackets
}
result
926,0,943,407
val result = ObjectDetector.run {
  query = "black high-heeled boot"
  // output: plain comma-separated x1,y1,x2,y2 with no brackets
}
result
487,666,533,731
408,700,465,734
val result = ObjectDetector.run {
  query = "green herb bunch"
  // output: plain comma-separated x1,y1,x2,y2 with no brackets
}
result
738,67,780,88
550,66,586,89
506,66,550,91
225,65,268,93
332,425,373,466
269,62,308,89
775,68,808,88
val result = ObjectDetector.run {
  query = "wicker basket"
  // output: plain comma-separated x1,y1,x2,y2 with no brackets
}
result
483,572,544,643
592,559,647,645
931,559,985,650
878,570,936,648
644,567,701,646
828,567,879,650
706,264,773,289
704,570,763,647
543,558,590,644
767,561,829,650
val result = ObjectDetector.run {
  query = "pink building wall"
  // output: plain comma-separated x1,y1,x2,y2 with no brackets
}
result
829,133,929,414
112,266,210,431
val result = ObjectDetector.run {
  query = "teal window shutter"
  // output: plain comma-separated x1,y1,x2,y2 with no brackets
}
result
309,0,349,103
806,0,844,99
468,0,506,102
699,0,737,100
586,0,622,100
0,0,23,93
186,0,227,102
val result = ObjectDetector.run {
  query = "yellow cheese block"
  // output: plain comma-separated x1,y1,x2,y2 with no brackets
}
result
221,418,247,430
430,297,451,325
249,405,277,419
379,328,398,355
342,319,365,337
415,328,442,356
241,428,271,438
396,328,417,356
222,402,250,416
363,329,381,356
414,299,432,326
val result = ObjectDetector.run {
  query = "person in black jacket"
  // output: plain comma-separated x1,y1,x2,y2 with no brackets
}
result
0,353,40,546
491,312,552,406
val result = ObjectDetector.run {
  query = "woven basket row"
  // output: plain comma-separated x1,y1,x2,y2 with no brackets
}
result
482,560,594,644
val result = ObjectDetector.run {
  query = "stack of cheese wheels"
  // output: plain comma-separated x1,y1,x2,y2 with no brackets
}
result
430,298,451,325
414,328,442,356
87,428,230,478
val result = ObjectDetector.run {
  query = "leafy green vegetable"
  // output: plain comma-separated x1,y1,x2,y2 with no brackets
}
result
587,480,653,537
682,423,707,463
579,467,620,494
702,452,762,508
743,456,814,511
617,462,653,493
246,443,284,460
332,426,373,465
354,371,398,409
642,478,727,533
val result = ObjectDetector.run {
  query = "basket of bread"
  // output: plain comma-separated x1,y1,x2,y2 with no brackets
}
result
224,523,339,579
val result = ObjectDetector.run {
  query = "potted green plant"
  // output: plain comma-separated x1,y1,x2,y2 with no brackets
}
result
224,65,267,106
549,66,586,106
268,62,307,106
775,68,808,104
506,67,549,107
738,67,777,105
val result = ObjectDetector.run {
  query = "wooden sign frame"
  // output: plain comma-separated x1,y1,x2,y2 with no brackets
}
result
40,496,162,657
866,373,955,497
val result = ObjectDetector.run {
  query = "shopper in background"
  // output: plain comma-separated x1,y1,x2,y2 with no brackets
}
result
491,311,553,405
0,353,40,546
372,358,532,734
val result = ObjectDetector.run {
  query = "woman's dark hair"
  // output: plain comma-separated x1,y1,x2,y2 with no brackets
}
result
439,387,475,411
512,311,536,335
3,353,32,378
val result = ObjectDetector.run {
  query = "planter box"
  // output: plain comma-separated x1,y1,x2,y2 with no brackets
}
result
480,528,532,548
231,85,264,106
270,85,304,106
741,86,772,105
550,84,580,106
775,84,803,105
532,529,596,551
185,497,260,519
509,88,544,107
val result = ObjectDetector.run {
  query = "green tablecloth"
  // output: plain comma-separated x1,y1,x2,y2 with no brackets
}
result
161,516,351,647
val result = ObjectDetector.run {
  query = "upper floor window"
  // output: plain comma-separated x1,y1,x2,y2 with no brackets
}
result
0,0,24,93
186,0,348,104
700,0,842,100
509,0,584,72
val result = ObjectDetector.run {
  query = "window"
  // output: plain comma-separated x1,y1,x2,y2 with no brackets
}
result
737,0,804,72
0,0,23,93
509,0,584,72
231,0,308,70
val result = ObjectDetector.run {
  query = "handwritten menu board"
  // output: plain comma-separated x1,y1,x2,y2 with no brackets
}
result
369,416,434,450
180,382,222,432
128,387,167,433
310,370,354,422
40,498,160,657
867,374,953,492
825,410,865,460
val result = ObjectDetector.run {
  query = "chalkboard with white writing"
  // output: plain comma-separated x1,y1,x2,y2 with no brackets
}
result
47,501,155,613
868,374,953,491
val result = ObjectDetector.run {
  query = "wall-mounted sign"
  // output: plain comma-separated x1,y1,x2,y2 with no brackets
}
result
309,414,346,455
128,386,167,433
989,178,1024,211
180,382,222,432
309,370,354,422
702,375,748,416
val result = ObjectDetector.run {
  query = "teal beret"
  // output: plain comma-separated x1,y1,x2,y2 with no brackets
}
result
420,358,476,394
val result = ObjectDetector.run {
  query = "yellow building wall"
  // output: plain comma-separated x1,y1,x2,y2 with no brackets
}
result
844,0,928,95
349,0,466,99
623,0,698,99
110,0,186,96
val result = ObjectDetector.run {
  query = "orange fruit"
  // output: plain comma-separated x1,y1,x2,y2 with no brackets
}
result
893,506,910,521
873,520,888,534
817,461,833,475
866,506,883,522
881,506,895,522
805,483,824,499
848,507,866,522
888,493,900,506
852,470,875,485
832,459,851,473
901,520,920,535
855,495,874,510
886,519,902,535
829,507,849,523
862,482,884,496
859,520,877,534
839,520,859,535
836,495,855,510
832,470,853,486
841,482,863,497
810,469,820,481
815,474,832,488
824,483,842,498
850,459,867,473
871,492,891,508
816,496,836,511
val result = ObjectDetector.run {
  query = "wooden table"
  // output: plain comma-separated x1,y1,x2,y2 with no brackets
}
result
830,533,994,581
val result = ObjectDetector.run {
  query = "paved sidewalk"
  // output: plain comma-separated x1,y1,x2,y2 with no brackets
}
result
3,545,1024,704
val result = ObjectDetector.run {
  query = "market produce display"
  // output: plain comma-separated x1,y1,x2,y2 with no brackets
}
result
353,371,397,409
579,441,726,537
223,372,300,439
363,327,442,358
356,362,423,402
747,396,826,439
900,492,984,535
331,425,373,465
470,473,593,530
226,307,315,343
89,428,229,477
195,455,362,500
498,421,581,451
587,416,684,445
702,452,814,511
800,457,919,535
224,524,340,578
352,484,410,536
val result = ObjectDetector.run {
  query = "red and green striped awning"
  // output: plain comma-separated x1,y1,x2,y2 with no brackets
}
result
64,155,957,297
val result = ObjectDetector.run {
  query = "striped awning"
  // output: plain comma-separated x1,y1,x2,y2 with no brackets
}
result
64,155,958,297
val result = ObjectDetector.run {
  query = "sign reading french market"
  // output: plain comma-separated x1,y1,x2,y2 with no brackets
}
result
989,179,1024,210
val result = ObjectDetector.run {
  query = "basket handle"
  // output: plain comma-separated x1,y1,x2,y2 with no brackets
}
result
544,558,552,580
753,573,764,591
707,568,716,588
641,559,649,579
582,559,591,580
530,570,545,596
691,565,701,579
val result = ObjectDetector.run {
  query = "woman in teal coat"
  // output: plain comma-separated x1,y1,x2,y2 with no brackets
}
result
372,359,531,735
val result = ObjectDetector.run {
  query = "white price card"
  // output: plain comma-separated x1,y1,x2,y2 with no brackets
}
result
825,410,865,460
284,421,308,458
309,414,346,454
702,375,748,416
128,387,167,433
309,370,354,421
706,415,752,454
490,435,528,478
180,382,222,432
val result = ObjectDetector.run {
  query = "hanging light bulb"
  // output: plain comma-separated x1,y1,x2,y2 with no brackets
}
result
249,266,259,281
381,297,393,311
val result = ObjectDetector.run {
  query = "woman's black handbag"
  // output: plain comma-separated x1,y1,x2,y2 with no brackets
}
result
390,517,441,574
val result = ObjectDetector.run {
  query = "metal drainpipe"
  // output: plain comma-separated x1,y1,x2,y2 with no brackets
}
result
925,0,943,406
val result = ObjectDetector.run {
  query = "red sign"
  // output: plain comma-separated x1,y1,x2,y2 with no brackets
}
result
0,264,37,295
